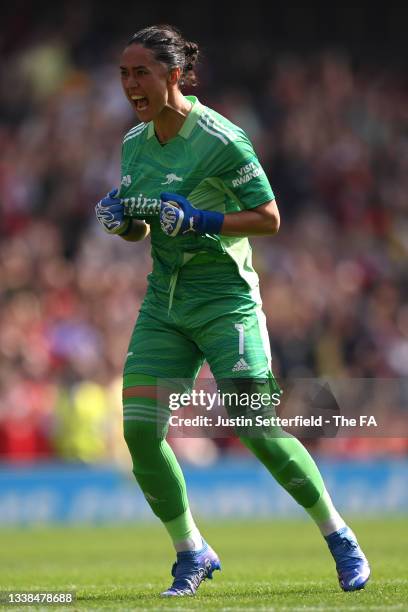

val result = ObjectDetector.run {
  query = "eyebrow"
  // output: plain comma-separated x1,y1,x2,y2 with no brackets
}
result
119,65,148,70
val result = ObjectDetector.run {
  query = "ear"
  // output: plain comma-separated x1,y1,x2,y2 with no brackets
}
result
168,67,181,86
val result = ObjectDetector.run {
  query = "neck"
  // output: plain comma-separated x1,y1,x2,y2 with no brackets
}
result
154,92,192,143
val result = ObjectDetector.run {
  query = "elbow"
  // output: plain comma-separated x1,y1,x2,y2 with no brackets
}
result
270,211,280,234
258,199,280,235
265,210,280,235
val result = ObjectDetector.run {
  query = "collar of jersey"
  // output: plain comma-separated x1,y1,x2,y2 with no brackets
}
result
146,96,203,141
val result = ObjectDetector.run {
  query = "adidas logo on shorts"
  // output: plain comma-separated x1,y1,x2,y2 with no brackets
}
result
232,358,250,372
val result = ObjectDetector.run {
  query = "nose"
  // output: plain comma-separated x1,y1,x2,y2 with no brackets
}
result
126,74,139,89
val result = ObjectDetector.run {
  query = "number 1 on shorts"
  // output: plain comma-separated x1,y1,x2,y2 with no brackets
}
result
234,323,245,355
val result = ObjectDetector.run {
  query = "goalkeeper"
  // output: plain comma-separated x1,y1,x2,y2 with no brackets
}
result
95,24,370,597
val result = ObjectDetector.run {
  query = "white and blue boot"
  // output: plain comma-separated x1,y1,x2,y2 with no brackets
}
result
326,526,370,591
161,539,221,596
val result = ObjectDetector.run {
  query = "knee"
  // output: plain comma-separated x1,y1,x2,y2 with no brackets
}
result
123,417,163,461
123,418,143,452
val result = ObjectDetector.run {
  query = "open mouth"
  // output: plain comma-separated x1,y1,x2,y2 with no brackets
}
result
131,95,149,111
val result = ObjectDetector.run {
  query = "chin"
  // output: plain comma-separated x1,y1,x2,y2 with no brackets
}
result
137,110,154,123
133,102,158,123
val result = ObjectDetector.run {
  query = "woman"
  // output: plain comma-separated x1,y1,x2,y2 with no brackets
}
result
95,24,370,597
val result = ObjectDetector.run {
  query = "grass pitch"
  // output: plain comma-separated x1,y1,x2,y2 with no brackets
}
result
0,519,407,611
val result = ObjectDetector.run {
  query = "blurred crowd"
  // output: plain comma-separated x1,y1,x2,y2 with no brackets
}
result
0,18,407,463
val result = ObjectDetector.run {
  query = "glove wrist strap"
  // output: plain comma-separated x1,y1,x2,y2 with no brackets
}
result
201,210,224,235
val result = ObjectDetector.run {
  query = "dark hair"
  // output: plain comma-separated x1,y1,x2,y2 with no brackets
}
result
127,24,199,87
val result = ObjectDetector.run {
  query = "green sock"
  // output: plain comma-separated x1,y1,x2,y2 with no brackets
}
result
241,434,325,507
123,399,204,550
221,377,332,512
123,408,188,523
241,434,345,536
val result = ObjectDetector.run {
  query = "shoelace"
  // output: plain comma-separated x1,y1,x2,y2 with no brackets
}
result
333,537,362,570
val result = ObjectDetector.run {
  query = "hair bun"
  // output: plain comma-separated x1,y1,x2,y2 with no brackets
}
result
184,41,199,63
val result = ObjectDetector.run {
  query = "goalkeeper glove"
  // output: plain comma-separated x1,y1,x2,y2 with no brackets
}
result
95,188,131,235
160,192,224,237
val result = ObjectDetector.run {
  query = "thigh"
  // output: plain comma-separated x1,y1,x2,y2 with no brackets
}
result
124,307,204,382
197,303,272,380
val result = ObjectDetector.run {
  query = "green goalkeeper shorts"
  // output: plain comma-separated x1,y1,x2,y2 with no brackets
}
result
124,263,273,387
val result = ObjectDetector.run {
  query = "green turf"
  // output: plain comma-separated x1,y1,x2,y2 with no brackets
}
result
0,519,407,611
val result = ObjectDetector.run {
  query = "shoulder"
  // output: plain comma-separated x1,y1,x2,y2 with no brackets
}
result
122,122,148,148
195,105,247,147
195,106,256,167
190,106,266,182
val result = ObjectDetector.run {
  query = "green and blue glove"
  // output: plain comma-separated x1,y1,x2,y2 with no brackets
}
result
159,192,224,237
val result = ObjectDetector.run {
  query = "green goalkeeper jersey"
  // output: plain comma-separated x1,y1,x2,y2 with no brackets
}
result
119,96,274,302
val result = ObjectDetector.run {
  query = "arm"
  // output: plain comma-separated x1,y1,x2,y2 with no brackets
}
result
159,193,280,238
220,199,280,236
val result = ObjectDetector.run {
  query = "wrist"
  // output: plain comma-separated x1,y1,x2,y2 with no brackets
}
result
117,218,132,236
